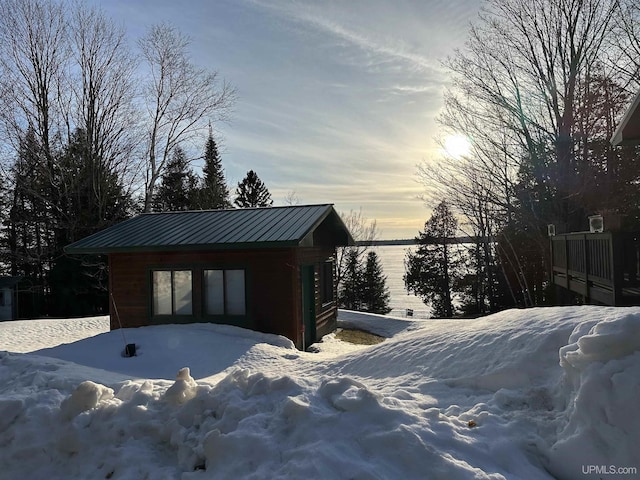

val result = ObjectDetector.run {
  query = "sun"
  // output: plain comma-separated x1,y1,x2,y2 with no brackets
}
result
443,134,472,159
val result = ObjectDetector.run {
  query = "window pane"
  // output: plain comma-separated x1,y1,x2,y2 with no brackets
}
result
321,261,334,304
173,271,193,315
225,269,246,315
204,270,224,315
153,271,172,315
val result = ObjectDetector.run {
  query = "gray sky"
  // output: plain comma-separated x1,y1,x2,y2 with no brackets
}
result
89,0,482,239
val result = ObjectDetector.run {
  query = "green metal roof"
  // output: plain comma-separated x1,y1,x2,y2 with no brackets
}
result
65,204,354,254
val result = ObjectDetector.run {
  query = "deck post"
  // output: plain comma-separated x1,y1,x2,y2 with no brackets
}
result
581,233,589,304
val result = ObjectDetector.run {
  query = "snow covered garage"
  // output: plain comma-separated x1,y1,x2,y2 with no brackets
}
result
65,204,354,350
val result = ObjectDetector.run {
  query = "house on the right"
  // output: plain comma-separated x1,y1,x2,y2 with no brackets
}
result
549,88,640,306
611,88,640,146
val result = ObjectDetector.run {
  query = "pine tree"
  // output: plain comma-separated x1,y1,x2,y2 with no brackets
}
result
362,251,392,314
404,201,461,318
153,147,199,212
234,170,273,208
49,128,132,317
197,130,231,209
338,248,363,310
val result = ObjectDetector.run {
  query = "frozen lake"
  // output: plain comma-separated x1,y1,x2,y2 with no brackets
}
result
370,245,430,319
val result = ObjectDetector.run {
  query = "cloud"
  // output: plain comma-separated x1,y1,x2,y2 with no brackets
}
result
245,0,444,76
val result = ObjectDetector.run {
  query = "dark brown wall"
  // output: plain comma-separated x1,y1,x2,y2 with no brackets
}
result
108,246,337,350
297,247,338,343
109,248,298,341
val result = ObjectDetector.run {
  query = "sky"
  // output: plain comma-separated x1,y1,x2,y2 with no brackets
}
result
88,0,483,239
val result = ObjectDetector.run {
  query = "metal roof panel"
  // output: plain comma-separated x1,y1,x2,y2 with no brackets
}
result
65,204,353,254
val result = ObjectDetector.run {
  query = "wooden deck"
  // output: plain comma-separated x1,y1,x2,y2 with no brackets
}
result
550,231,640,306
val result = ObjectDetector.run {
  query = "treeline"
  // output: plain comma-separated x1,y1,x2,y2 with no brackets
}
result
0,0,274,318
409,0,640,316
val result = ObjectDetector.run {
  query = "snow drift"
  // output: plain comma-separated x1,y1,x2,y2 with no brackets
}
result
0,306,638,479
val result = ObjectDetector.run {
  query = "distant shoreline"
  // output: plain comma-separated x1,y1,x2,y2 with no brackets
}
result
357,236,484,246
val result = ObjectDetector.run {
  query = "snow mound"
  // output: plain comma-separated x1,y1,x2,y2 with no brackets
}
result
60,380,114,419
548,312,640,479
163,367,198,405
1,306,639,479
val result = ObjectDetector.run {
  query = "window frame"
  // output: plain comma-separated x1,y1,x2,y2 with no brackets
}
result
320,259,336,307
151,269,194,317
203,268,247,316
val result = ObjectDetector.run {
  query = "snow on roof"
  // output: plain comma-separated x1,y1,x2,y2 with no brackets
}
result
0,306,639,478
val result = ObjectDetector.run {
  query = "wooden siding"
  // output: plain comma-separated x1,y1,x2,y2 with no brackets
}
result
109,248,298,342
108,245,338,350
296,247,338,346
550,231,640,305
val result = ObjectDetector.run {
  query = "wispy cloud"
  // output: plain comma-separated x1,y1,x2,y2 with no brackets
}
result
246,0,443,75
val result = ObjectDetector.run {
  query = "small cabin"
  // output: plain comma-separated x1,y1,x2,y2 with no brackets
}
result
65,204,354,350
0,277,21,321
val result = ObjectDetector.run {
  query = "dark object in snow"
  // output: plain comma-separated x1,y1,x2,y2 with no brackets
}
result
406,308,414,317
123,343,136,357
467,420,477,428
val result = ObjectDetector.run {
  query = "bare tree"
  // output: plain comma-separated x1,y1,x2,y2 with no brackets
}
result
443,0,620,230
0,0,69,162
138,24,235,212
283,191,300,206
614,0,640,87
67,3,138,172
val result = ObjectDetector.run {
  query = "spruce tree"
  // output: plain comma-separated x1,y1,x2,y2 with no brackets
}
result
404,201,461,318
338,248,363,310
362,251,392,314
198,131,231,209
49,128,132,317
153,147,199,211
234,170,273,208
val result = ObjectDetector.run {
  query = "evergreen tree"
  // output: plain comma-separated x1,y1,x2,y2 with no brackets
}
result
361,251,392,314
404,201,461,318
338,248,363,310
4,128,51,288
197,130,232,209
234,170,273,208
49,128,132,317
152,147,199,212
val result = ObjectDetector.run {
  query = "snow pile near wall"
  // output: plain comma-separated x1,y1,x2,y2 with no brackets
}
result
547,312,640,479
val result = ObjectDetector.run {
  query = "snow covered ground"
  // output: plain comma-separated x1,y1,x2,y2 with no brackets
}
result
0,307,639,479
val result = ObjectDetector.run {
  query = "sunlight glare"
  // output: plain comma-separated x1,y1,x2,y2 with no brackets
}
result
443,134,472,159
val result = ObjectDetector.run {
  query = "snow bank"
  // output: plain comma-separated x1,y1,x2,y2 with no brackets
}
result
548,312,640,479
32,322,295,380
0,316,109,352
0,306,638,479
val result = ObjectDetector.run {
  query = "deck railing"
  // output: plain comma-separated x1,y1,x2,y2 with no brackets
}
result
550,231,640,305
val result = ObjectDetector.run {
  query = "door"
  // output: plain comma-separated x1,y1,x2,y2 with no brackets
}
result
301,265,316,349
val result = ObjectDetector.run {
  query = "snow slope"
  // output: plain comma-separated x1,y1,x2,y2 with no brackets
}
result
0,306,639,479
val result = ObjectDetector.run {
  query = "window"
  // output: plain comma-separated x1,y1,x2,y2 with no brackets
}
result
152,270,193,316
204,269,246,316
320,260,335,305
0,290,5,307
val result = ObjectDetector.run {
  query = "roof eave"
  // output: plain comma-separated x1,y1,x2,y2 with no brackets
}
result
297,205,355,247
611,88,640,146
65,240,301,255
